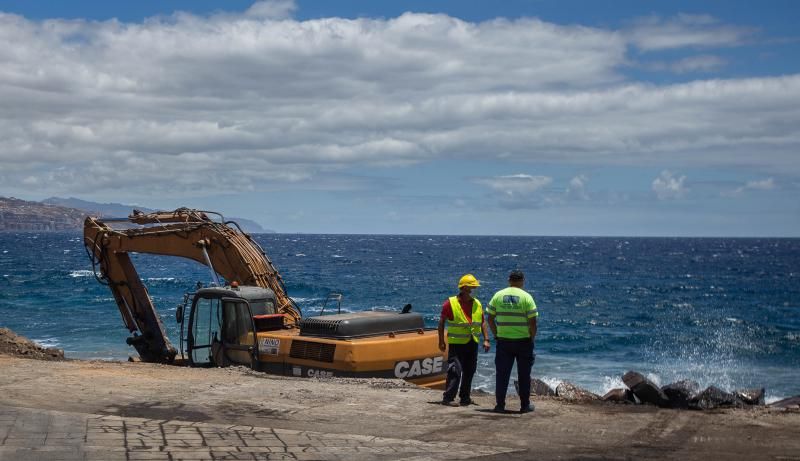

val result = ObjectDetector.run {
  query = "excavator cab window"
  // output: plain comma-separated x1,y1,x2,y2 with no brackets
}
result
220,299,259,367
187,296,223,366
188,294,260,368
250,298,276,316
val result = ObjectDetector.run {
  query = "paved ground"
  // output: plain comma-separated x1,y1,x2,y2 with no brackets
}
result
1,355,799,461
0,406,518,460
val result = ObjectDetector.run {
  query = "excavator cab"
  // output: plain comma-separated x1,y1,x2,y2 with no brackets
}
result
183,285,277,368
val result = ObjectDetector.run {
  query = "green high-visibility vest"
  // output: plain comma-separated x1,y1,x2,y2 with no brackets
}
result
446,296,483,344
488,287,537,340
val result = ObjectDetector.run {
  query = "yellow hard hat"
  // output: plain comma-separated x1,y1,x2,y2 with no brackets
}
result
458,274,480,288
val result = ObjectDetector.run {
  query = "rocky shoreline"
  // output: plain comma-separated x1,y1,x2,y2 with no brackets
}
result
0,327,65,361
522,372,800,411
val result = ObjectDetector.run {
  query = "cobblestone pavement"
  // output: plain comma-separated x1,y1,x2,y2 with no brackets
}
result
0,406,519,461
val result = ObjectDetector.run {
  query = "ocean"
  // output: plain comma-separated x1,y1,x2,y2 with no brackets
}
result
1,233,798,402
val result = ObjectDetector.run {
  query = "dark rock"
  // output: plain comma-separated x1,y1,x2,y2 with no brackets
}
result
556,381,600,402
513,379,556,397
689,386,743,410
622,370,647,389
622,371,670,408
531,379,556,396
662,380,700,409
602,388,636,404
735,388,765,406
769,395,800,409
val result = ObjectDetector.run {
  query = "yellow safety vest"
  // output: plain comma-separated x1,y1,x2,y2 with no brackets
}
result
489,287,535,340
446,296,483,344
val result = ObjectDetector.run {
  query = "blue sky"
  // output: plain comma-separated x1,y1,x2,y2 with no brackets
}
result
0,1,798,236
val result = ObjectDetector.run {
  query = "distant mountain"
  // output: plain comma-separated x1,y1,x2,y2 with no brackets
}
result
223,216,274,234
0,197,86,231
41,197,274,234
42,197,154,218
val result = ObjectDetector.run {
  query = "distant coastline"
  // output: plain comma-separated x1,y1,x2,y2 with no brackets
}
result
0,196,273,234
0,197,85,231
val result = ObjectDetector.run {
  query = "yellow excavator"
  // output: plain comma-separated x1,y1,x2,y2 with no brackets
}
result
83,208,445,388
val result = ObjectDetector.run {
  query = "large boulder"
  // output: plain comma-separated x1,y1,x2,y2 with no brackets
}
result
531,379,556,396
662,380,700,409
602,388,637,404
622,371,670,408
556,381,600,403
735,388,765,406
513,379,557,397
689,386,743,410
769,396,800,409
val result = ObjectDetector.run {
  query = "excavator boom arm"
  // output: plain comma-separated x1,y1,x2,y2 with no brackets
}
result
83,208,300,363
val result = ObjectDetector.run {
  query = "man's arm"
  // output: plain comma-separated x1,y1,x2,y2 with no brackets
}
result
528,317,537,342
437,316,446,351
480,314,491,352
487,314,497,338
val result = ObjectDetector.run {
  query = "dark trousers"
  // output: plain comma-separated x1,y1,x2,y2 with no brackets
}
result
443,341,478,403
495,339,534,409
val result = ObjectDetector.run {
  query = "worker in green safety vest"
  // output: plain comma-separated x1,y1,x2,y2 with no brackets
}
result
487,270,538,413
437,273,491,406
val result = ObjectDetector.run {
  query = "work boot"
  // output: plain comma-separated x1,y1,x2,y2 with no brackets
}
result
441,399,459,407
492,404,506,413
459,398,474,406
520,403,535,413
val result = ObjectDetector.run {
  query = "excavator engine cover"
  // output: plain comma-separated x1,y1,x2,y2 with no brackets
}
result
299,312,425,339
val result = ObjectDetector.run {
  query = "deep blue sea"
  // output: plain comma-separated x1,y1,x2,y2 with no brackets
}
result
1,233,798,401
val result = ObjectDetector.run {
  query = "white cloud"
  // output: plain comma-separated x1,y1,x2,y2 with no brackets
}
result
725,177,776,196
566,174,589,200
0,7,797,200
673,55,727,74
475,174,553,197
245,0,296,19
644,55,726,74
744,177,775,190
652,171,688,200
626,14,753,51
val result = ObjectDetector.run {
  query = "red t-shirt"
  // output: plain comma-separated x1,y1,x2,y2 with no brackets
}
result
441,297,473,323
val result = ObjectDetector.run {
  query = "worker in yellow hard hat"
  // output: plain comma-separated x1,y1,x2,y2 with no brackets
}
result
437,273,491,406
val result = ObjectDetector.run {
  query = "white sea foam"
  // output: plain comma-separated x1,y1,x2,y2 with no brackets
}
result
32,337,60,348
146,277,175,282
2,250,8,253
370,305,401,312
69,270,93,278
63,249,71,253
539,376,563,391
645,372,662,387
295,253,306,257
600,375,626,395
331,254,344,258
765,395,787,405
501,253,518,257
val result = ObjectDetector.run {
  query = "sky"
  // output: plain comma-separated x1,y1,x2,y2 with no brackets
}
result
0,1,799,236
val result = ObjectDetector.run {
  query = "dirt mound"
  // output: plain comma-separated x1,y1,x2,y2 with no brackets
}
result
0,328,65,361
